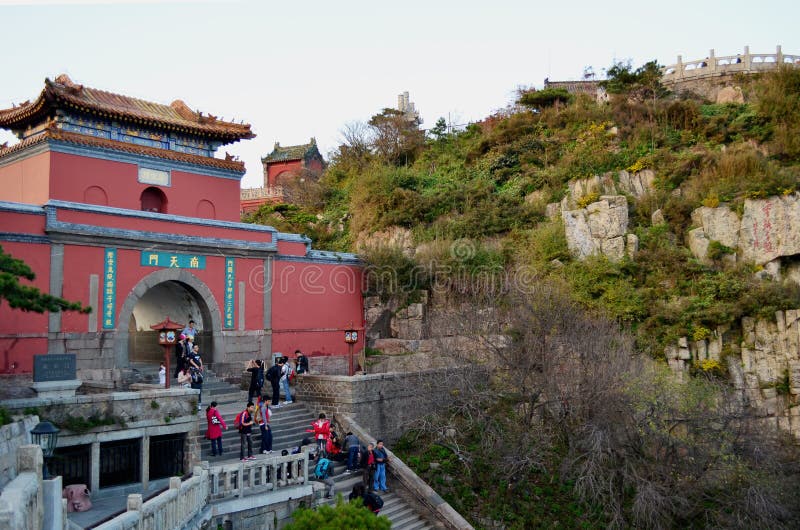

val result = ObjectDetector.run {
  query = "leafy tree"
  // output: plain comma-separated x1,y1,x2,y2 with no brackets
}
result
429,117,448,141
368,108,425,166
518,88,573,111
284,497,391,530
0,245,90,313
601,60,668,101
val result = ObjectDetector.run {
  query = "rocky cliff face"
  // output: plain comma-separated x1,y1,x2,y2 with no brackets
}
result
688,193,800,271
555,170,654,262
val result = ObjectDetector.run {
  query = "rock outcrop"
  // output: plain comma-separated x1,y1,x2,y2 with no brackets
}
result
562,195,635,261
687,194,800,267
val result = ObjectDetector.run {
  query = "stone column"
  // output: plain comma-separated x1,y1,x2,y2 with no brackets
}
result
49,244,65,354
141,434,150,491
238,281,246,331
744,45,752,70
88,274,99,333
262,257,273,358
90,442,100,494
676,55,683,79
709,49,717,73
42,476,63,530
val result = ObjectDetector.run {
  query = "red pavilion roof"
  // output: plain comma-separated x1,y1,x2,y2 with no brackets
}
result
0,124,246,172
0,74,255,143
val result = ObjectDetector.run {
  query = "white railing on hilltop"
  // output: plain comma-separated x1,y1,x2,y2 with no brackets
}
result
207,451,308,501
661,45,800,83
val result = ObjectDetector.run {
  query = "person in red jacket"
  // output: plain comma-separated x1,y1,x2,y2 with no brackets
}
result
205,401,227,456
308,413,331,458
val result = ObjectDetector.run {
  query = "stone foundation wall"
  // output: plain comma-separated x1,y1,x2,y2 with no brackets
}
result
0,416,39,489
295,366,488,443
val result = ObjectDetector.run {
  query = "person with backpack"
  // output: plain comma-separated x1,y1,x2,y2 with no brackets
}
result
205,401,227,457
280,356,293,404
236,402,256,461
266,357,282,407
256,394,273,454
349,484,384,515
246,359,264,402
313,456,335,499
361,442,375,491
372,439,389,493
308,413,331,458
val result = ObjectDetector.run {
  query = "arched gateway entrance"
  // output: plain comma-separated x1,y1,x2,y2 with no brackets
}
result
115,269,223,367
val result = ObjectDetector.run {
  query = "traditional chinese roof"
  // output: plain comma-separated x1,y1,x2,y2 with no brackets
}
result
0,74,255,143
262,138,322,163
0,124,245,172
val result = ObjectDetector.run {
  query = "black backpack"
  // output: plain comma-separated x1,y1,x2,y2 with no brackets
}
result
266,364,281,383
364,492,384,510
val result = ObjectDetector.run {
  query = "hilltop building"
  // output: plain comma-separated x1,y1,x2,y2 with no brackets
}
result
0,74,363,383
397,91,422,124
240,139,325,214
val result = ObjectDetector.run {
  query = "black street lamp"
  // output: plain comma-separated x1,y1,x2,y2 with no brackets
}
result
30,421,60,479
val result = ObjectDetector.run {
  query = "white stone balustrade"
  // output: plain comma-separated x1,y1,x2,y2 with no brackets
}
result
207,451,308,501
92,452,308,529
662,45,800,84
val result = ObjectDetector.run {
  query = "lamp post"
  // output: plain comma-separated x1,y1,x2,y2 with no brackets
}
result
31,421,60,479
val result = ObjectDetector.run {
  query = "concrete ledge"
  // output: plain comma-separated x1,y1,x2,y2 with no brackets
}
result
30,379,81,399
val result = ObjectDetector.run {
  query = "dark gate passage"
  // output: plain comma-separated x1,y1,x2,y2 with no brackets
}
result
100,438,141,487
149,433,185,480
51,444,91,486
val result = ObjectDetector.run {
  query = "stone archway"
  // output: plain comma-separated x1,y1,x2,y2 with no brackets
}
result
115,269,224,367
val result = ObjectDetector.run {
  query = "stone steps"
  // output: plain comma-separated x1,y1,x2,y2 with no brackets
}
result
195,394,437,529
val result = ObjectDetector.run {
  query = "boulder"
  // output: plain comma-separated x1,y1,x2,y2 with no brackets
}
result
716,86,744,104
691,205,740,249
617,169,656,199
739,194,800,265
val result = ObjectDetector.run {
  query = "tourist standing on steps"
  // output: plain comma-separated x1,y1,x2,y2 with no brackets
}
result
174,334,188,378
239,401,256,461
295,349,309,374
182,319,198,342
372,439,389,493
257,394,273,454
188,344,204,408
361,442,375,490
308,413,331,458
246,359,264,402
205,401,227,457
279,357,293,404
344,432,360,473
266,357,282,407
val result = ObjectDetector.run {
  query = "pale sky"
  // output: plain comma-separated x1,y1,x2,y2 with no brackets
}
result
1,0,798,188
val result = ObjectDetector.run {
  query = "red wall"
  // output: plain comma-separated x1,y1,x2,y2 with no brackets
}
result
0,241,51,373
271,261,363,356
0,151,51,205
50,152,241,221
266,160,301,187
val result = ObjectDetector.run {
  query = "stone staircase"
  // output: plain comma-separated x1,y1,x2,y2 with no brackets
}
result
195,399,437,529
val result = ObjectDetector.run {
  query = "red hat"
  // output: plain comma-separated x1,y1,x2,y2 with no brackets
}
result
180,333,186,340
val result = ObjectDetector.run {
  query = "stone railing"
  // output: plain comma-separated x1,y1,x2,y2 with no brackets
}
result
93,467,208,530
207,451,308,501
0,445,46,530
0,415,39,488
338,415,474,530
661,45,800,84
